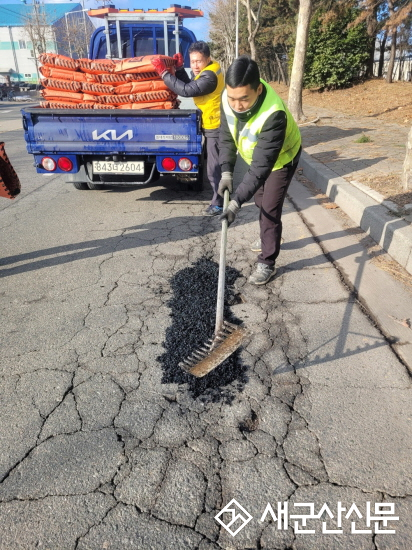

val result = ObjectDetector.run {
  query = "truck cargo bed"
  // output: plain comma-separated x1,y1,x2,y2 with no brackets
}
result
22,107,202,156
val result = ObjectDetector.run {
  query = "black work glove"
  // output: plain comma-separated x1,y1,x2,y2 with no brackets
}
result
217,171,233,197
219,199,240,227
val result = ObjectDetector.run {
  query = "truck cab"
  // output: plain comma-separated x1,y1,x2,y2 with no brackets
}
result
90,22,196,66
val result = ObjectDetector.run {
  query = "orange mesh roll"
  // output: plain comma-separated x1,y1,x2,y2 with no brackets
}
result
39,66,97,83
81,82,115,96
98,73,128,85
45,102,93,109
80,93,101,103
132,90,177,103
42,78,82,93
117,101,178,110
131,71,161,81
41,89,84,103
39,53,79,71
113,55,175,74
114,79,169,95
93,104,116,109
78,58,116,74
103,94,133,105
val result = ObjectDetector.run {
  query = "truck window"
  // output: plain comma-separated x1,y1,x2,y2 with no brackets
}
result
92,24,196,64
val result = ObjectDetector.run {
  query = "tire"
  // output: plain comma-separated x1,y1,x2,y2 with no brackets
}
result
187,178,203,192
187,158,205,192
87,182,105,190
72,182,89,190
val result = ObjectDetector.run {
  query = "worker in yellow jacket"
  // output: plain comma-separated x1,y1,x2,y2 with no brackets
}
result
152,42,224,216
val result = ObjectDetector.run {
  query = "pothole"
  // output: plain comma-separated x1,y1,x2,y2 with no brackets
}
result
157,256,249,403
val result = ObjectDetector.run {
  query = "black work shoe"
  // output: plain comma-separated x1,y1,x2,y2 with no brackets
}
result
248,263,276,285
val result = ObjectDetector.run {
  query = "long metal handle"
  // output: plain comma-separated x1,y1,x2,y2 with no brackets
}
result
215,189,230,334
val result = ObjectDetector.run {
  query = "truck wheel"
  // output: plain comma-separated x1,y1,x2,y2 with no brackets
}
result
72,182,89,190
87,182,105,190
187,163,205,192
188,179,203,192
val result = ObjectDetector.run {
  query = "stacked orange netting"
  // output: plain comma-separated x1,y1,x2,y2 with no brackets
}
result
38,54,180,110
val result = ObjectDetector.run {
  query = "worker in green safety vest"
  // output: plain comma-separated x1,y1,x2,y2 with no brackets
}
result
218,56,302,285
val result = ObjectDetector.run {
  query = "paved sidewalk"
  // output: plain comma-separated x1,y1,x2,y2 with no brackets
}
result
298,105,412,275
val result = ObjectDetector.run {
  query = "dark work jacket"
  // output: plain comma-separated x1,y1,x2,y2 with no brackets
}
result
162,65,218,98
219,86,288,205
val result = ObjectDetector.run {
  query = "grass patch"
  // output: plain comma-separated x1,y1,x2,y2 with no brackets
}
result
355,134,373,143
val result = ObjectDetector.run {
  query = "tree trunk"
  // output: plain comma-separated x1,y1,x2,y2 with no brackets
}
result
378,32,387,77
275,52,287,85
402,125,412,191
386,0,396,83
365,4,378,78
244,0,255,59
288,0,312,122
386,30,397,83
241,0,264,60
397,47,404,81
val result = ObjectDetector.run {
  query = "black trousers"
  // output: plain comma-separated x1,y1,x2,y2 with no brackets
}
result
254,149,301,266
238,149,301,267
204,129,222,207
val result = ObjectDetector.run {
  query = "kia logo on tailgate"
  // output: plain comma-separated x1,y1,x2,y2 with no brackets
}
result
92,130,133,141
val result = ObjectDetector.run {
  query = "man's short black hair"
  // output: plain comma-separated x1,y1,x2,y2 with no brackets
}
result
188,41,210,58
225,55,260,90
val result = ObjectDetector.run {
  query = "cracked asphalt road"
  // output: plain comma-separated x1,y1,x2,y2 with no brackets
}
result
1,128,412,549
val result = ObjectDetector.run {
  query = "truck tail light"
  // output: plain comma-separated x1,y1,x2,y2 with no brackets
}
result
41,157,57,171
161,157,176,171
57,157,73,172
178,158,192,171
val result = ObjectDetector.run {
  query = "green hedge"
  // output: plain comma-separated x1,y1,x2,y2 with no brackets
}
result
304,8,371,90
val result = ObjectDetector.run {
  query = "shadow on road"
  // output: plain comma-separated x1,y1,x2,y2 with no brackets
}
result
279,182,391,376
300,125,373,147
0,200,255,277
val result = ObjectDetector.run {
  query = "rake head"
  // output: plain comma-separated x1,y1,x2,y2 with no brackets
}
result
179,321,250,378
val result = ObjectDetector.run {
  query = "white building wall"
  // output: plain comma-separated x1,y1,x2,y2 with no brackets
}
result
0,25,56,82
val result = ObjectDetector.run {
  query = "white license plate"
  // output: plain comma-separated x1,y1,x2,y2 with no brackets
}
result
92,161,144,174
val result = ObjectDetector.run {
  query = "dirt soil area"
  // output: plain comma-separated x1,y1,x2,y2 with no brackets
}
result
274,79,412,207
274,79,412,126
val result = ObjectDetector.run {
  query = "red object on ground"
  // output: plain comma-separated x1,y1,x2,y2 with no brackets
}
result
0,142,21,199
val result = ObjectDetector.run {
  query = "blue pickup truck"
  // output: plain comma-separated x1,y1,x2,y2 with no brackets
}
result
22,5,205,191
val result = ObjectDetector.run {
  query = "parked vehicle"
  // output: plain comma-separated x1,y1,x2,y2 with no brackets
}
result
22,5,205,191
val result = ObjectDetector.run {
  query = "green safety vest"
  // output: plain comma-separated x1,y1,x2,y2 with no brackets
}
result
222,79,301,170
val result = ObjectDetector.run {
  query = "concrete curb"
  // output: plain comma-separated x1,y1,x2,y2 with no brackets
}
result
299,150,412,276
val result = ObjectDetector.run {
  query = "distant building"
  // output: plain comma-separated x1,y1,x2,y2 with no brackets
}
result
0,3,93,84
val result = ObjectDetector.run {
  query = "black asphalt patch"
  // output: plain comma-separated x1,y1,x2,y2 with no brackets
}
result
158,257,249,403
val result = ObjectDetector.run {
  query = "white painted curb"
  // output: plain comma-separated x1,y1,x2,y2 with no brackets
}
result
299,150,412,276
